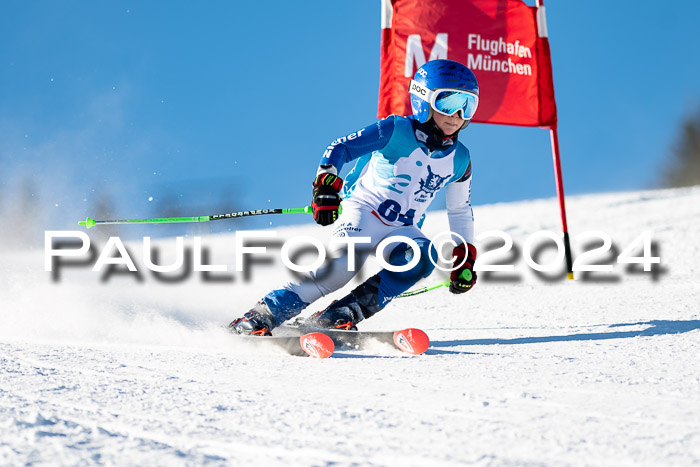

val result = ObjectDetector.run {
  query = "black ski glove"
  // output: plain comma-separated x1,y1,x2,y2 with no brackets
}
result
449,243,477,294
312,173,343,226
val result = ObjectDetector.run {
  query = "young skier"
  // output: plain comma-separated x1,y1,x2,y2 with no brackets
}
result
229,59,479,336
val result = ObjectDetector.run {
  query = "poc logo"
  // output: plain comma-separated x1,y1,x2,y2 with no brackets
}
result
417,68,428,77
410,81,427,96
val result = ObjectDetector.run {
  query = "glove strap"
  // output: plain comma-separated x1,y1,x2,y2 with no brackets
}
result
313,173,343,192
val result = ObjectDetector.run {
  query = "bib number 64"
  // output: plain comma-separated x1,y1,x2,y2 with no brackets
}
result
377,199,416,226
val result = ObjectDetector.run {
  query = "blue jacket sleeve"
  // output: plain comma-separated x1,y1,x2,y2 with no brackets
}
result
319,117,396,172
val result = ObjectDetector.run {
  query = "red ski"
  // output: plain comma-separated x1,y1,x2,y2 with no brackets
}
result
287,326,430,355
298,332,335,358
391,328,430,355
234,331,334,358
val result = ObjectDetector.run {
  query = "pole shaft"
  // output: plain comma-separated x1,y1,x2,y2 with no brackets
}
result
80,206,313,228
550,126,574,278
95,216,209,225
398,280,449,298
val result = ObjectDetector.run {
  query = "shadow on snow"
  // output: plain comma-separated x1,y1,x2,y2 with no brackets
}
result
429,320,700,349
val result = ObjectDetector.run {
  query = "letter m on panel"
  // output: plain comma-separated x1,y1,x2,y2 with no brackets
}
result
404,33,448,78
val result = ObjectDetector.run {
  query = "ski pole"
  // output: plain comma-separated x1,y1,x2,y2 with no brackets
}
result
78,206,315,229
398,269,473,298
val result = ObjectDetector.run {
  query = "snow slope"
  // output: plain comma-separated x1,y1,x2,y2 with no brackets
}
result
1,187,699,466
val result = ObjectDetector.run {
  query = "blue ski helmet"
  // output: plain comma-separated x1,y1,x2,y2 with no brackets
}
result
409,59,479,128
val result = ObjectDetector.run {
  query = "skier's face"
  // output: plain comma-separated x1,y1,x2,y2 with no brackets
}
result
432,112,463,136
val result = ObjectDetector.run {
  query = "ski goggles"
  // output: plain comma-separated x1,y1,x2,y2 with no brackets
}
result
409,80,479,120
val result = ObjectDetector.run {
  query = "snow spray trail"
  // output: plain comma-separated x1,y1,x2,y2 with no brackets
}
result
0,260,236,350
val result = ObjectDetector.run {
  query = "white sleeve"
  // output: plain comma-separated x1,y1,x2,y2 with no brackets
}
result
445,175,474,245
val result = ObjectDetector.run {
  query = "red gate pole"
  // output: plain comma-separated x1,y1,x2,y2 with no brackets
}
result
550,126,574,279
537,0,574,279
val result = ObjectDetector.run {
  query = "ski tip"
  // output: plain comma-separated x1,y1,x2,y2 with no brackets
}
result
299,332,334,358
393,328,430,355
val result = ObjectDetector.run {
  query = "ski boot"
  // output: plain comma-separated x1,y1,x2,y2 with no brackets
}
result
228,300,277,336
306,276,383,330
307,298,362,330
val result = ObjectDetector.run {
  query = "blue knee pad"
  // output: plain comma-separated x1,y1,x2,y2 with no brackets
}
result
376,238,436,303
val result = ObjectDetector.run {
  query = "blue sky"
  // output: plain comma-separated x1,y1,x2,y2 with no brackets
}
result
1,1,698,237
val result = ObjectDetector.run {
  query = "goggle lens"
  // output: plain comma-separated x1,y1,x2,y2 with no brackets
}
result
433,90,479,120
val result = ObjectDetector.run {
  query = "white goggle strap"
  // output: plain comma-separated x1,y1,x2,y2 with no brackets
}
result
409,80,436,103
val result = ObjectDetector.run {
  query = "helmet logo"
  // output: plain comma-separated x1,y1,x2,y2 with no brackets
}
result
409,81,428,97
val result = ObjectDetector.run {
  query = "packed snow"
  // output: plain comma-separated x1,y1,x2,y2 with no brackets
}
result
1,186,699,466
